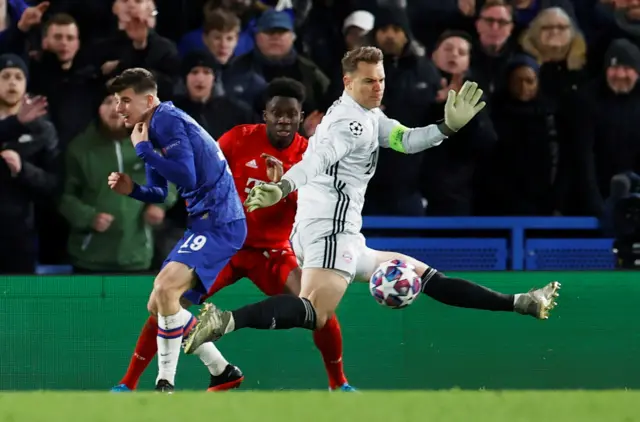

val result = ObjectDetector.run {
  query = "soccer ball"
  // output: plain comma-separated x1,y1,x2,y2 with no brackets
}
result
369,259,422,309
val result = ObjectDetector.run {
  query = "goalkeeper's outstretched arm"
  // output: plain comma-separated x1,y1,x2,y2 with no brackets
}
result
378,80,486,154
378,118,449,154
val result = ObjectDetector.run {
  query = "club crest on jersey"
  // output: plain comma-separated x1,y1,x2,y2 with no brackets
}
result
348,121,363,137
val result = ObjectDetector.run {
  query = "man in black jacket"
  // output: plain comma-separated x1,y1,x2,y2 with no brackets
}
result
173,50,257,141
28,13,103,147
0,54,60,273
564,39,640,216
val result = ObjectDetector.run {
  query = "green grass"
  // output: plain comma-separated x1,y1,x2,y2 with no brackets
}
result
0,391,639,422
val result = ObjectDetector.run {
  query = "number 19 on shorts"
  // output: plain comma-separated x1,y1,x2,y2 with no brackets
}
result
178,234,207,253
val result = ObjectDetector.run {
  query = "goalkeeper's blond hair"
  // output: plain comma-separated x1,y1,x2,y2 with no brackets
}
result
341,46,384,75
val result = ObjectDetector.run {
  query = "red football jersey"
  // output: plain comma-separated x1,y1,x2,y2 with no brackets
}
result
218,124,307,249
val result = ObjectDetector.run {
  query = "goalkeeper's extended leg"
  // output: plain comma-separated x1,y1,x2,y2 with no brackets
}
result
421,270,560,318
365,250,560,319
184,268,347,354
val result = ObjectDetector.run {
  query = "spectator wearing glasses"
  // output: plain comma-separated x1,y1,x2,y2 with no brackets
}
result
472,0,517,97
519,7,588,109
508,0,576,36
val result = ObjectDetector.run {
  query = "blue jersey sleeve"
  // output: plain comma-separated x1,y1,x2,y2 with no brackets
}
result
129,164,168,203
135,117,197,190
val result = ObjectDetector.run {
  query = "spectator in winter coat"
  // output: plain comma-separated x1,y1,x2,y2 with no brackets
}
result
59,89,176,273
0,54,60,273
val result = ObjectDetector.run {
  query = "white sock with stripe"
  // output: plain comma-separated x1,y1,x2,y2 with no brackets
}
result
156,308,192,385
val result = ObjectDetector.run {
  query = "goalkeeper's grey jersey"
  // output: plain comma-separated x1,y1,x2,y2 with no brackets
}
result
283,91,408,233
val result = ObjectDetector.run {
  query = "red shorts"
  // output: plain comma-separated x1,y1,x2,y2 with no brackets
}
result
202,246,299,300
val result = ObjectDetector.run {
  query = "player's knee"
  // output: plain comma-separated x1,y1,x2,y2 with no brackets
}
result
300,294,332,330
153,280,178,303
147,293,158,315
153,277,182,305
314,308,333,330
299,268,347,329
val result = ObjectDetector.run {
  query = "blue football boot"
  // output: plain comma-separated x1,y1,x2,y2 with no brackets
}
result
331,383,358,392
110,384,132,392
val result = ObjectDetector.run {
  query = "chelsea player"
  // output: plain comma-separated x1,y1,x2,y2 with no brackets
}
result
107,68,247,393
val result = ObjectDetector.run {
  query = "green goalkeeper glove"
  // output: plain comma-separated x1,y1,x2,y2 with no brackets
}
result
442,80,486,133
244,180,291,212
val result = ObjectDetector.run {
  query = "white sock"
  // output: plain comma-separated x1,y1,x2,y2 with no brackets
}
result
193,342,229,376
157,308,192,385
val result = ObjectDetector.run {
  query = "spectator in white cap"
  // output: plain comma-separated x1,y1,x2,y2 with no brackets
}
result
343,10,375,50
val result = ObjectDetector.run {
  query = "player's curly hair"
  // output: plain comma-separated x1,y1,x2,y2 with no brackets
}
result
264,77,306,104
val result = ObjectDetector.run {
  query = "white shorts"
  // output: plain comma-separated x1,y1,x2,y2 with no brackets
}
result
290,219,376,282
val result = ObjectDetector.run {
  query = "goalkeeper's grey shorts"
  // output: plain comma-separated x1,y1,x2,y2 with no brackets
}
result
290,219,375,283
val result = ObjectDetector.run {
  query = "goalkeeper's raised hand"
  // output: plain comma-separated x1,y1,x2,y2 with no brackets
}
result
244,183,284,212
443,80,486,133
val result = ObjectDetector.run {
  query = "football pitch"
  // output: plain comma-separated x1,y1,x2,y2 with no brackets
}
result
1,390,638,422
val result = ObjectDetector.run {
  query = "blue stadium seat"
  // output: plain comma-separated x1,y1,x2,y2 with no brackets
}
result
35,265,74,275
525,238,615,270
365,237,508,271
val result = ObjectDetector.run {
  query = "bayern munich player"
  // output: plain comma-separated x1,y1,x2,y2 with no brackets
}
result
184,47,561,361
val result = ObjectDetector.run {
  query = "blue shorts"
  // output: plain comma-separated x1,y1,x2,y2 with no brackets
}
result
162,216,247,305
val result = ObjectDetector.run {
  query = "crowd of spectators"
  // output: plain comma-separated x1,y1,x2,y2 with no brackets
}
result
1,0,639,273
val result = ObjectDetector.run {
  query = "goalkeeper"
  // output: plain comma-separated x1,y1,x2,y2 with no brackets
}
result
184,46,560,354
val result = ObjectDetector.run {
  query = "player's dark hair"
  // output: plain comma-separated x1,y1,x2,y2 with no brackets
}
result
341,46,384,74
264,77,306,104
107,68,157,95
